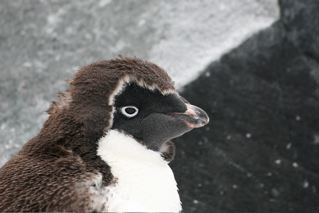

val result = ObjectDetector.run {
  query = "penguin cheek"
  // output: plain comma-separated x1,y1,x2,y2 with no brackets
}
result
141,113,193,150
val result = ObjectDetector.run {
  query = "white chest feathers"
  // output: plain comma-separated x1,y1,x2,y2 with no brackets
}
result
96,130,182,212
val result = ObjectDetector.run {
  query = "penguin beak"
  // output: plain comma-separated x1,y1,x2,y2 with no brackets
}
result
139,95,209,151
170,103,209,129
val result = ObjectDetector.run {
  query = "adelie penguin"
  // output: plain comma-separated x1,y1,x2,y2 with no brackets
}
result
0,57,209,212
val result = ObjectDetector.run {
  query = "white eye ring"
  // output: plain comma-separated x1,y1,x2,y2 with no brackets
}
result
120,106,139,118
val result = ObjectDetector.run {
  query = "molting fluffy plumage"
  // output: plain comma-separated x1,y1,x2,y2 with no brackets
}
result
0,57,209,212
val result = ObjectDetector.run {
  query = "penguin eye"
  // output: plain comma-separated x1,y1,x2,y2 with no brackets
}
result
120,106,139,118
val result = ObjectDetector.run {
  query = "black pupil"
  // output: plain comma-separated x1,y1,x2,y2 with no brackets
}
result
125,107,136,114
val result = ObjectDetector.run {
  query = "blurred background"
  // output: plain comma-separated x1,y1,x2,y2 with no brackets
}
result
1,0,318,212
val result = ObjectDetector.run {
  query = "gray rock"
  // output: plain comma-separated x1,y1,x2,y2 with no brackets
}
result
280,0,319,60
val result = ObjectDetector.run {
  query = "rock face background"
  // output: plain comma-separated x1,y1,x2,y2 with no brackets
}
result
172,0,319,212
0,0,318,212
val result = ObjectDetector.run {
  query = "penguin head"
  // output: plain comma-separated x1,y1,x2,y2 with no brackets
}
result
111,83,209,153
48,58,209,161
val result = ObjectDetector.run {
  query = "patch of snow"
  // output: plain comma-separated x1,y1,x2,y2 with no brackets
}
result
23,62,32,67
303,180,309,188
45,7,67,35
292,162,299,168
149,0,279,87
99,0,112,8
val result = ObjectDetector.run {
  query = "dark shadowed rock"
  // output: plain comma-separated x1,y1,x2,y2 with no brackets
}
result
172,0,319,212
280,0,319,61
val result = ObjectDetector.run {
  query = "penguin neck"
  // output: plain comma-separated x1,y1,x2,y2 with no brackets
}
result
97,130,182,212
97,130,167,167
